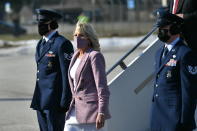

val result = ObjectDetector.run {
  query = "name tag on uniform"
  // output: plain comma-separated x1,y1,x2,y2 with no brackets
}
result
165,59,177,67
46,51,56,57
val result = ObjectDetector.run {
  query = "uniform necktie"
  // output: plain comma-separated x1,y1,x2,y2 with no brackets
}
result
173,0,179,14
162,46,169,60
39,39,46,55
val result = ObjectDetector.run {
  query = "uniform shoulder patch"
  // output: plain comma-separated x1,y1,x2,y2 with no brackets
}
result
64,53,73,60
187,65,197,75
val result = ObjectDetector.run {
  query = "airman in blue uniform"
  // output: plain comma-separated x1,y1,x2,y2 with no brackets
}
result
30,9,74,131
151,9,197,131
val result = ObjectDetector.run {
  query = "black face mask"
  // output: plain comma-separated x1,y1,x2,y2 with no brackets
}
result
38,22,49,36
158,28,171,42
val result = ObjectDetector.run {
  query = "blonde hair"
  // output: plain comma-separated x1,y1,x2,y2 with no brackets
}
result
74,22,100,51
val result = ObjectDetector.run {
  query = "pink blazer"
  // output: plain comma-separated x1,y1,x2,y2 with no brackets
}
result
66,48,111,124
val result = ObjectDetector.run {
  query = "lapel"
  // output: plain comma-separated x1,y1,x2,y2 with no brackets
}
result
176,0,184,13
156,42,180,75
156,45,164,71
68,48,93,92
68,51,80,93
170,0,174,13
37,32,58,62
68,70,75,94
69,51,79,73
35,39,42,62
75,48,92,90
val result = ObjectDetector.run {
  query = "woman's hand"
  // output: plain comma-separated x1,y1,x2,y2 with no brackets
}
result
96,113,105,129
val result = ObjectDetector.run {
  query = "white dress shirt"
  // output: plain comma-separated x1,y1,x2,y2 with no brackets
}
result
43,30,57,42
165,37,180,52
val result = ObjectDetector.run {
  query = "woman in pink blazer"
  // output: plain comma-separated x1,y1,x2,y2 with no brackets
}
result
64,22,111,131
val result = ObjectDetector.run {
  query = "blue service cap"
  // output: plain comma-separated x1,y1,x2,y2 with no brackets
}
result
154,8,184,28
35,9,62,23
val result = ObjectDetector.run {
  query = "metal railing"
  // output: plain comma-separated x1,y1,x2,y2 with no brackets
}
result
106,26,157,76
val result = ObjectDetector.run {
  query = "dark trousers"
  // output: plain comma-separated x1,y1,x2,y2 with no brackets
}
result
37,110,65,131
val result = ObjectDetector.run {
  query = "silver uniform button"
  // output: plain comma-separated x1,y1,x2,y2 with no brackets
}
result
155,94,159,97
37,70,39,73
37,78,39,81
155,84,158,87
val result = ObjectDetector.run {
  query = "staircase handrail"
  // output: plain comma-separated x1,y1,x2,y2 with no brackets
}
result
106,26,158,76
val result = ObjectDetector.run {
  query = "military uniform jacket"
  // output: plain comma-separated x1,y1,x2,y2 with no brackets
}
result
151,39,197,131
30,32,74,111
